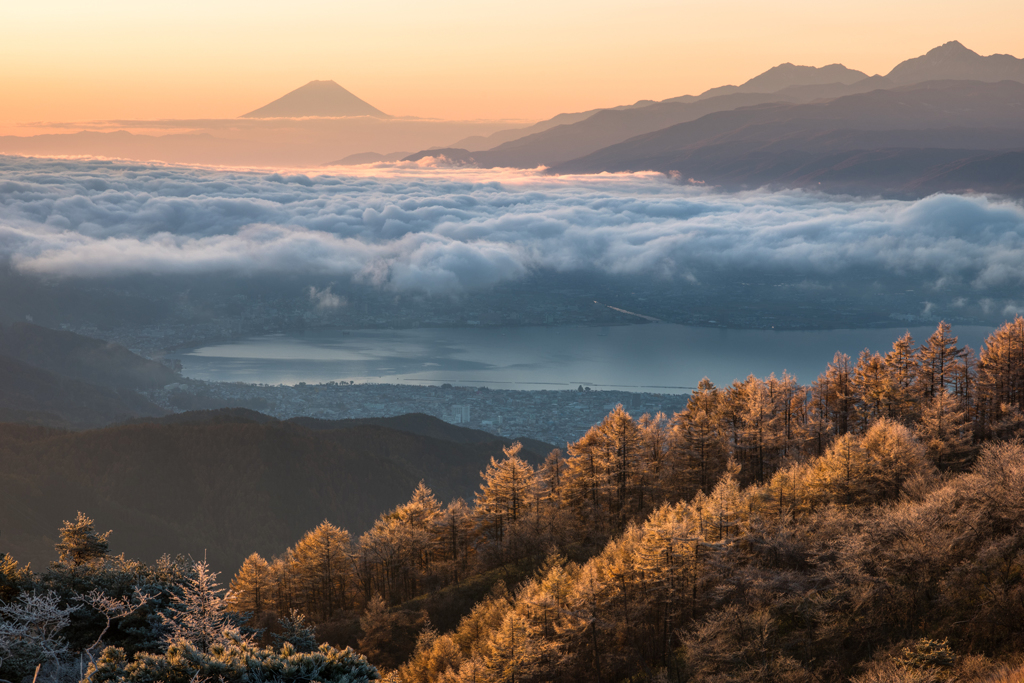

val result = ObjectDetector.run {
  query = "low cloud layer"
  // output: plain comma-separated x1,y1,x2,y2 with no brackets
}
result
1,156,1023,295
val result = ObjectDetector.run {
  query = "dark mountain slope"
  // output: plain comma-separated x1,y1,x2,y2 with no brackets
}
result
0,323,171,429
449,110,612,152
551,81,1024,195
470,94,799,168
465,81,907,169
561,80,1024,168
130,407,278,426
428,77,1020,171
447,63,875,160
287,413,555,461
0,356,165,429
556,140,1024,197
138,410,555,460
0,415,554,572
0,322,179,390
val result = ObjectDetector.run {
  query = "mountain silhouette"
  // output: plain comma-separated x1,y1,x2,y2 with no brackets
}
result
451,64,873,157
423,42,1024,171
549,80,1024,196
886,40,1024,85
685,62,870,101
442,79,897,170
241,80,388,118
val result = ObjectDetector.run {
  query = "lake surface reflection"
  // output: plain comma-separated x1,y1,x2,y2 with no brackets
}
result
177,324,994,393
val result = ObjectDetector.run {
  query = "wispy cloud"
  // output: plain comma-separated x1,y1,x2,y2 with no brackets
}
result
309,286,345,310
1,156,1023,295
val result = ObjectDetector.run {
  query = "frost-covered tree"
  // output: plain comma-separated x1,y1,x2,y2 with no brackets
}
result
161,560,234,652
272,609,317,652
0,590,75,682
70,586,154,675
87,635,379,683
54,512,110,569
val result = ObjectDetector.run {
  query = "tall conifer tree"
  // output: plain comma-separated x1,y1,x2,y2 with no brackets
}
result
917,321,961,399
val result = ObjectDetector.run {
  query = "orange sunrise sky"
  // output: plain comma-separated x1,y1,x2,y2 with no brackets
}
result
2,0,1022,124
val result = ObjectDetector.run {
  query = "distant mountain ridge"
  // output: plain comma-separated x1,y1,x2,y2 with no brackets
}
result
414,41,1024,169
886,40,1024,85
436,84,889,169
549,80,1024,195
241,80,388,118
323,151,410,165
447,63,877,156
399,43,1024,196
678,62,871,102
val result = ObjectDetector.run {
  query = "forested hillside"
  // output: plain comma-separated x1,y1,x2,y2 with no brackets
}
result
3,319,1024,683
0,322,171,428
224,318,1024,681
0,356,165,429
0,412,553,571
0,322,179,390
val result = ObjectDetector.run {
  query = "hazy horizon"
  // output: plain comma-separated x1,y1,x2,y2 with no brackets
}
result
2,1,1022,126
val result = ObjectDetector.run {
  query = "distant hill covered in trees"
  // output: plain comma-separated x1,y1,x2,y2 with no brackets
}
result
4,318,1024,683
0,411,554,571
0,322,173,428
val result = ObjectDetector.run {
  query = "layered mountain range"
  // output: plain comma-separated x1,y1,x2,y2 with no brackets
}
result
1,42,1021,194
409,42,1024,196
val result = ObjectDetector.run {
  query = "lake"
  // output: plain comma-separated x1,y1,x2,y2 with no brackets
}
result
176,323,995,393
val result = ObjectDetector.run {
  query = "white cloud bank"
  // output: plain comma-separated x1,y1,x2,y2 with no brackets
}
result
1,156,1023,295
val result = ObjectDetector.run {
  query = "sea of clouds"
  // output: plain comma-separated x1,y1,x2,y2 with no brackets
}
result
1,156,1023,296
